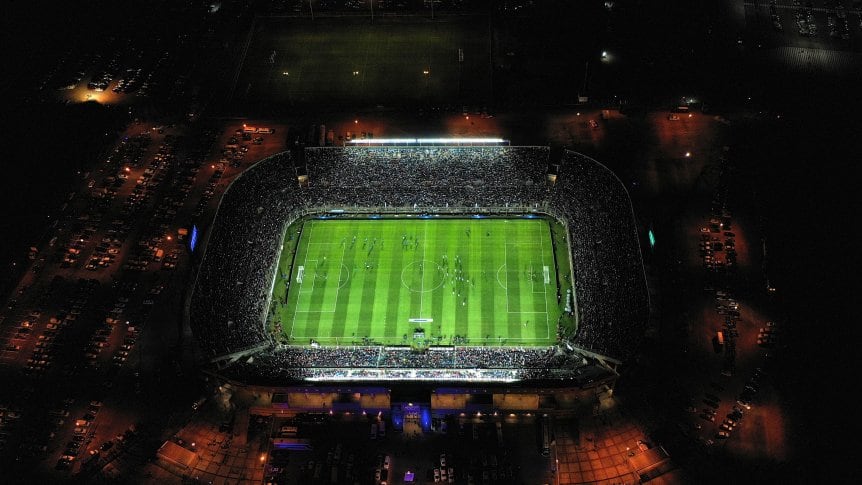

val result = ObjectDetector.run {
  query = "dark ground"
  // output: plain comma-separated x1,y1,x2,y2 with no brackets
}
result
1,1,859,481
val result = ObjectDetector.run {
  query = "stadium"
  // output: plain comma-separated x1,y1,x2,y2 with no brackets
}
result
188,143,648,388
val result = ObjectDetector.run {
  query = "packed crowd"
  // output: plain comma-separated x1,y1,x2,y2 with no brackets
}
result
549,151,649,361
303,147,550,208
236,345,565,370
191,147,647,369
221,344,612,384
308,147,549,188
189,153,302,356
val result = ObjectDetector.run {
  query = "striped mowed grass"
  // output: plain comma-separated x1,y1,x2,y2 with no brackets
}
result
272,217,561,347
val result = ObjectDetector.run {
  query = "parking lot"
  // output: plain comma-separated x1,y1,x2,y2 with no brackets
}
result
0,119,289,478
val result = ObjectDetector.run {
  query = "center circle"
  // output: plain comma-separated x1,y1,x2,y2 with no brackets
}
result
401,260,445,293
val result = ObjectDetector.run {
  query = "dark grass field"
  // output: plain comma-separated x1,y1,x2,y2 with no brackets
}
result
269,217,569,347
234,15,492,107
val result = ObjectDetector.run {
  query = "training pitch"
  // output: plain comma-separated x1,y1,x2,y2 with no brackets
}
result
235,16,492,106
269,217,567,348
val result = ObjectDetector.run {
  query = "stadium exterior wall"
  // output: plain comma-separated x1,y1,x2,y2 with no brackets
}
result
189,146,648,384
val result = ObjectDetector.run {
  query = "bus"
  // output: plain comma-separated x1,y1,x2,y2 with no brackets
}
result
540,416,551,456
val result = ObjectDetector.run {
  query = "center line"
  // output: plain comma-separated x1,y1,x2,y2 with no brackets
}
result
420,222,428,318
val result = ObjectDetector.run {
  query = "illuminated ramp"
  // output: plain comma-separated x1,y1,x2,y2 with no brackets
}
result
157,441,198,470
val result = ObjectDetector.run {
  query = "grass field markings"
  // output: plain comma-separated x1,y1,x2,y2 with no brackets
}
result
539,222,551,339
298,259,317,294
503,241,548,314
282,218,562,347
419,222,428,319
401,260,444,293
294,233,346,314
337,263,350,289
504,241,509,313
496,263,507,290
329,242,348,314
288,220,316,340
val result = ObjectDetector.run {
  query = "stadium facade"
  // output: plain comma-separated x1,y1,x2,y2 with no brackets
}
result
187,146,648,391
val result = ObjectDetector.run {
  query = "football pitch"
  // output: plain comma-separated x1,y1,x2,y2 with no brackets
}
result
270,218,566,347
234,16,492,106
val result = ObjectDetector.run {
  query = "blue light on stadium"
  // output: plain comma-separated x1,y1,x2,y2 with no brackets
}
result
189,225,199,252
420,407,432,432
523,214,537,219
648,228,656,248
472,214,484,219
369,214,382,219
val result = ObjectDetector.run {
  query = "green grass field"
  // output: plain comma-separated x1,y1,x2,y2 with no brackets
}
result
235,16,492,106
269,217,566,347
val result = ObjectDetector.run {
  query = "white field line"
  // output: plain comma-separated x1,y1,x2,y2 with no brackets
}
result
289,221,315,339
539,224,551,340
295,243,346,313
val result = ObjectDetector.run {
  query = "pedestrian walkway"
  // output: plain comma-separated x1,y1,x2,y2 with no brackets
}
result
554,403,643,484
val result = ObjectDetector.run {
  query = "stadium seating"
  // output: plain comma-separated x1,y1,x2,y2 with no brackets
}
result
189,146,648,379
